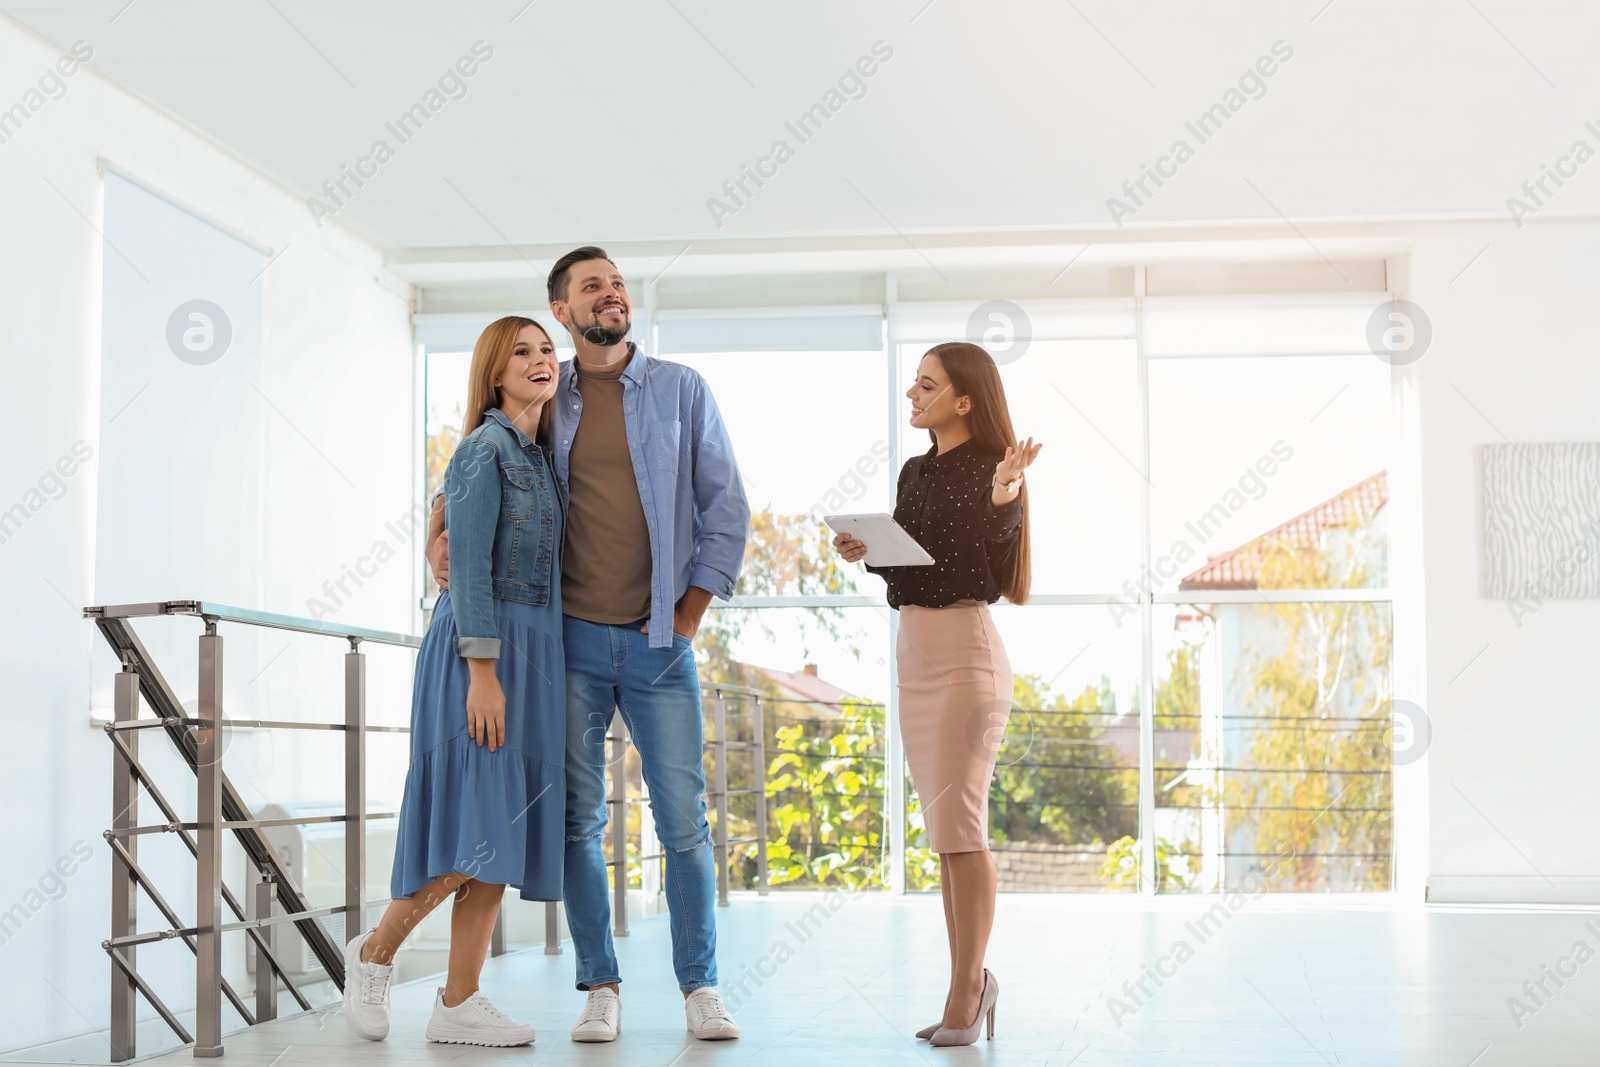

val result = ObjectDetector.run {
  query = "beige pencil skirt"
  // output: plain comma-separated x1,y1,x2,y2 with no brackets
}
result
895,600,1013,854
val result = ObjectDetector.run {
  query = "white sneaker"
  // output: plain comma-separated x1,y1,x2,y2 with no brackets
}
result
340,929,392,1041
569,987,621,1042
685,987,740,1040
424,988,536,1046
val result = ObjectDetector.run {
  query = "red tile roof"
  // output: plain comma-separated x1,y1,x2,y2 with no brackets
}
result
1178,472,1388,591
748,664,858,710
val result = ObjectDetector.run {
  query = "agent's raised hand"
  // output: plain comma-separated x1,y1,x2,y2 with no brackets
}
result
995,437,1043,487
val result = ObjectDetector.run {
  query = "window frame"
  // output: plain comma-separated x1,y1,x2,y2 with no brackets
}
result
412,276,1422,898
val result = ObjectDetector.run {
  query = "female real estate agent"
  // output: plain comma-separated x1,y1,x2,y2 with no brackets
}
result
832,340,1041,1048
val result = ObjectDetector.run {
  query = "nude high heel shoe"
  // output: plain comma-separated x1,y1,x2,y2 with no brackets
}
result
916,989,953,1039
929,969,998,1047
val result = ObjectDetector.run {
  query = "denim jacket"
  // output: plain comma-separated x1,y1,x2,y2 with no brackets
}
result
550,347,749,648
444,406,562,659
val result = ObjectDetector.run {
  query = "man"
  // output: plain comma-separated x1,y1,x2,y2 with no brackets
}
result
427,246,749,1042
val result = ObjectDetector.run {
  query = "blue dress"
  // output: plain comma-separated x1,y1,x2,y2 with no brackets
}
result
390,464,566,903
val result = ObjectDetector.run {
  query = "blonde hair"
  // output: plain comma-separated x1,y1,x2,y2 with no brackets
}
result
463,316,554,442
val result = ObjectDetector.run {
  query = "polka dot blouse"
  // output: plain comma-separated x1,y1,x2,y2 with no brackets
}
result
866,439,1024,609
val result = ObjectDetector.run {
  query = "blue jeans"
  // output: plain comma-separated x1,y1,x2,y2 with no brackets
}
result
561,615,718,992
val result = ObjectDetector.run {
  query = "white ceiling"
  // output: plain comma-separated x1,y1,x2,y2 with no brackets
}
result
6,0,1598,260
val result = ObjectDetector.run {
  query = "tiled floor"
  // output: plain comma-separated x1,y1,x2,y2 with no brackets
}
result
13,891,1600,1065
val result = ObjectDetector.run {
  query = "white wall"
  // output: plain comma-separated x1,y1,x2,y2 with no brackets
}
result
1410,223,1600,903
0,16,416,1053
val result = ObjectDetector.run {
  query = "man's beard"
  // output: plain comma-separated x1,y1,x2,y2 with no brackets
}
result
579,312,630,347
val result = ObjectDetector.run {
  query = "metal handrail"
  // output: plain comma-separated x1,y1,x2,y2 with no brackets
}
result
88,599,389,1059
87,599,771,1060
709,684,769,905
90,607,374,1062
86,600,422,648
600,681,769,941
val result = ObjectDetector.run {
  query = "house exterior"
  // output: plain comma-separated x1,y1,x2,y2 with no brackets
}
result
1175,472,1390,892
744,663,858,717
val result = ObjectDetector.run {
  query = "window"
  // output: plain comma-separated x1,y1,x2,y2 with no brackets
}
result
897,339,1143,594
421,287,1406,895
1145,297,1397,892
673,349,892,524
424,350,472,502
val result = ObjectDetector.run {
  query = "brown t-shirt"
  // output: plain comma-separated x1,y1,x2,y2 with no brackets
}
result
560,358,654,624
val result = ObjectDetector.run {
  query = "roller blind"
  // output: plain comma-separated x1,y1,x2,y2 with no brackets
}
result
655,307,883,354
1141,293,1392,357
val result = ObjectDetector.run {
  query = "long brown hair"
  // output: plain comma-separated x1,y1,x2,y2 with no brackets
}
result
463,316,555,443
925,341,1032,605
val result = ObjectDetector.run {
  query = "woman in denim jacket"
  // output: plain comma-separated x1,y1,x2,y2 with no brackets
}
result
341,317,566,1047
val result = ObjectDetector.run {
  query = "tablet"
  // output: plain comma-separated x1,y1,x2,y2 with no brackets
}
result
824,512,935,567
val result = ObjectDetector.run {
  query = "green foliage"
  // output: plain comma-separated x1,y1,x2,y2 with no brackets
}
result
1217,521,1393,891
696,504,1394,897
425,406,461,503
1100,834,1190,892
713,616,1143,891
761,700,899,889
989,674,1136,853
705,508,890,890
700,508,1148,893
1152,644,1205,834
1154,644,1201,731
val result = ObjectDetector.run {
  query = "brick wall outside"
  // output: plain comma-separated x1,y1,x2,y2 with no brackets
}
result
992,843,1113,892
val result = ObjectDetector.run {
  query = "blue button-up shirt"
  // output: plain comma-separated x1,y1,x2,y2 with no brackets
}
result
552,346,749,648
